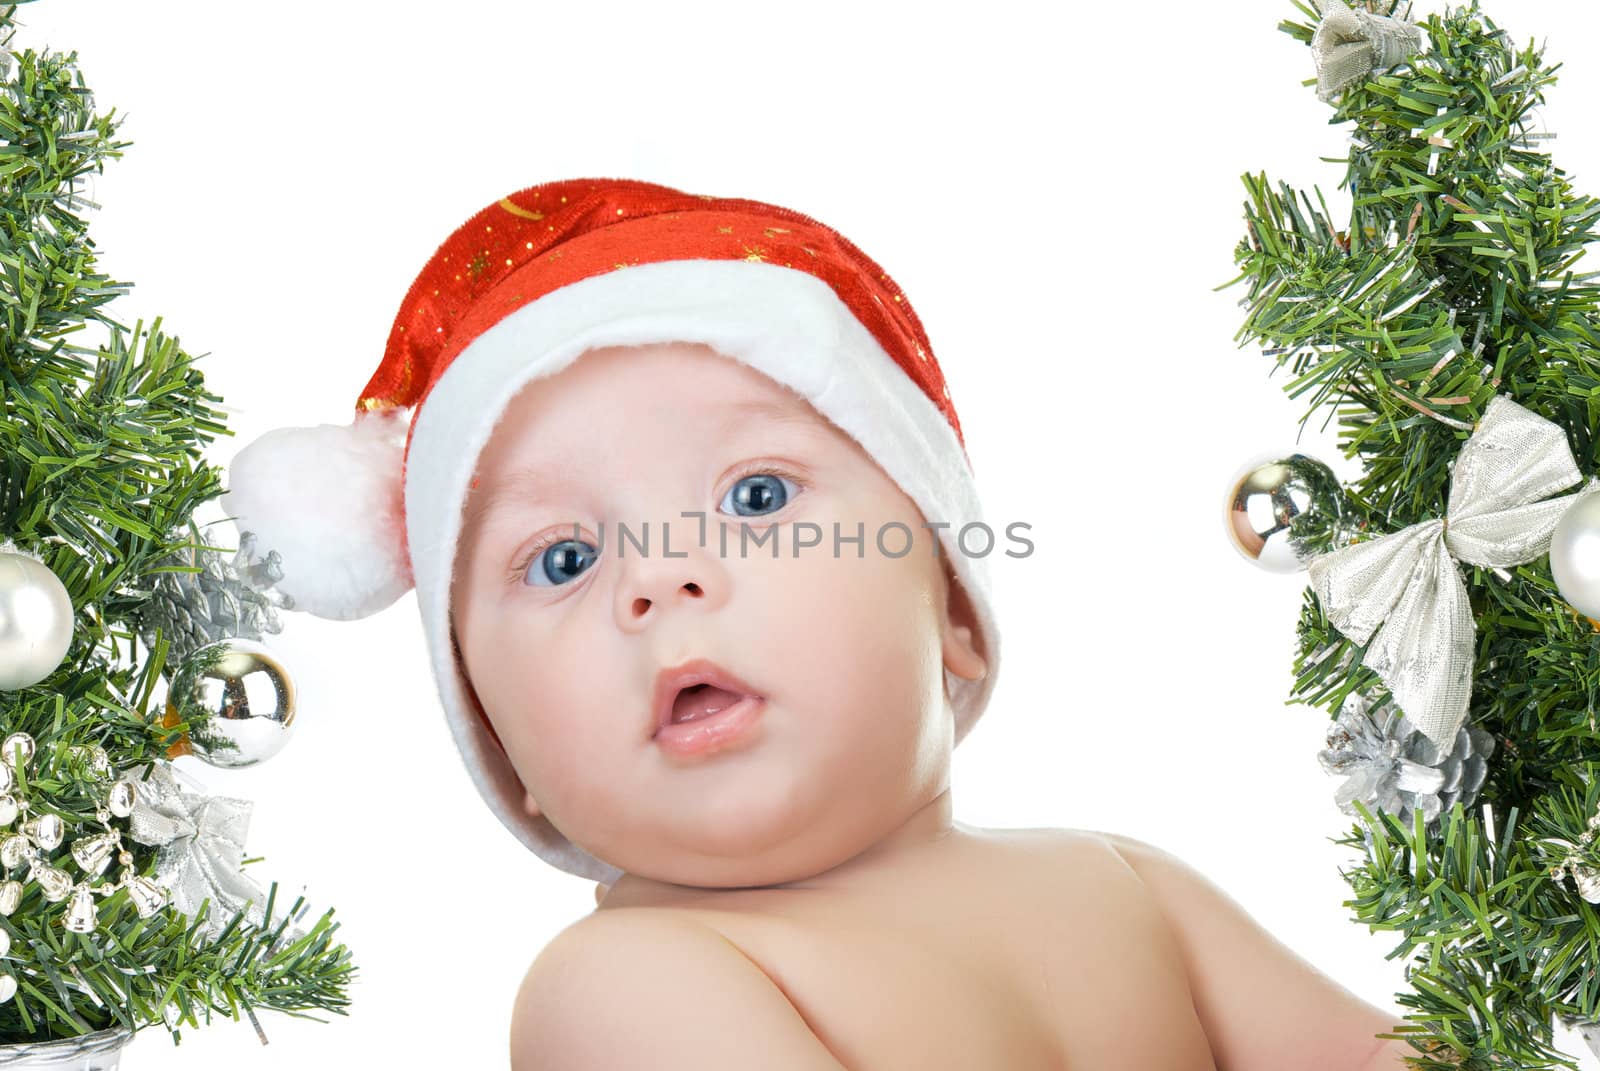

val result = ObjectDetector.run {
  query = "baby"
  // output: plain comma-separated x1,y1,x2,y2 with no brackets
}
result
223,177,1423,1069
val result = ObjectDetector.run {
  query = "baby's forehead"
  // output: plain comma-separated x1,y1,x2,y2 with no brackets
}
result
498,343,838,444
491,342,816,431
458,366,851,534
480,390,838,495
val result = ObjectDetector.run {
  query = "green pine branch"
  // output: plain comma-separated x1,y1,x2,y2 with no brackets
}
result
1224,2,1600,1067
4,879,352,1039
0,1,355,1046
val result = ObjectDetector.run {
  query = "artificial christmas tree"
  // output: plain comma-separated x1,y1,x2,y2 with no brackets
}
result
0,5,352,1062
1224,2,1600,1067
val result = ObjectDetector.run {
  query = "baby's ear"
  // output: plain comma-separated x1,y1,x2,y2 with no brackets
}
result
939,562,988,684
522,788,543,819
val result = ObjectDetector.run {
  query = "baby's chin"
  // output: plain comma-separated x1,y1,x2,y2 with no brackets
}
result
559,796,817,888
595,791,931,888
604,857,825,896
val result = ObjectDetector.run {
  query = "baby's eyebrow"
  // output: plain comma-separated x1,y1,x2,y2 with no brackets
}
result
464,465,571,540
463,398,824,539
718,397,821,434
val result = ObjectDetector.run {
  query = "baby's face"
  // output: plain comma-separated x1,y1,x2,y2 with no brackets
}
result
449,341,986,888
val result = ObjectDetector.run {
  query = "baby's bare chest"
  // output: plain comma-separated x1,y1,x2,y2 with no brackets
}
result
667,831,1219,1071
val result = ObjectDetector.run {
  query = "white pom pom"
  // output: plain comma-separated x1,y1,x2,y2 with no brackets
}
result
221,408,413,620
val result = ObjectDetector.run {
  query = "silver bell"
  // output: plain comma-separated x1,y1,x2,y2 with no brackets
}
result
63,884,98,934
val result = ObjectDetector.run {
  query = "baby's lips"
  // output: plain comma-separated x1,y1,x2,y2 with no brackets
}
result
650,657,764,737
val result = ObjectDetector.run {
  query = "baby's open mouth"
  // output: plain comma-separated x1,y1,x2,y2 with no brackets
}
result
650,658,765,739
669,683,747,724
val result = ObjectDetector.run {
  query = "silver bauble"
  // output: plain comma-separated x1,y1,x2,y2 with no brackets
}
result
1,733,34,769
0,834,33,870
1224,452,1353,573
0,975,14,1004
1551,491,1600,621
0,796,15,827
0,548,75,690
163,638,297,769
106,780,136,818
0,880,19,915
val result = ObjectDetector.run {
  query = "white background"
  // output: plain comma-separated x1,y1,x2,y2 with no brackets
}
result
7,0,1600,1066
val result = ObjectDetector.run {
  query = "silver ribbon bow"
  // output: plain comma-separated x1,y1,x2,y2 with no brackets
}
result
1308,394,1600,750
1310,0,1424,103
124,761,279,942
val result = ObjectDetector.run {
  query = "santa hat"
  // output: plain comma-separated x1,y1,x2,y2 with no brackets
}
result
220,176,1001,884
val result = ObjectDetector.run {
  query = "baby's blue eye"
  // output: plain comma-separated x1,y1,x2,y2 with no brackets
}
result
719,472,798,517
515,470,802,589
520,538,599,589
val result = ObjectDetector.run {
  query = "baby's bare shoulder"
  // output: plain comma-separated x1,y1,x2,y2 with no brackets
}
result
976,825,1186,954
982,825,1171,909
1087,829,1410,1071
975,827,1218,1065
511,908,846,1070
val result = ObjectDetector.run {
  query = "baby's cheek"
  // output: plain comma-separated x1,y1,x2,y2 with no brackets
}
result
506,711,625,834
764,549,935,692
478,644,601,776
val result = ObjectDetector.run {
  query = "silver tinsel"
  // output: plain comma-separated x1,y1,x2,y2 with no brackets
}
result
1318,690,1494,830
132,524,292,670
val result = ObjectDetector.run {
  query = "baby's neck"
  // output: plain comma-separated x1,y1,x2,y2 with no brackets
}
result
600,788,962,907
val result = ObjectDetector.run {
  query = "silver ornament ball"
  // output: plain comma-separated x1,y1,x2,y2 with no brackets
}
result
1,733,34,770
1224,452,1353,573
106,780,136,818
1550,491,1600,621
0,549,75,690
0,835,32,870
164,638,298,769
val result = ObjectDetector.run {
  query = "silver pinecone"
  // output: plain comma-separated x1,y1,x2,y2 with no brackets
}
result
1318,690,1495,829
132,523,291,668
